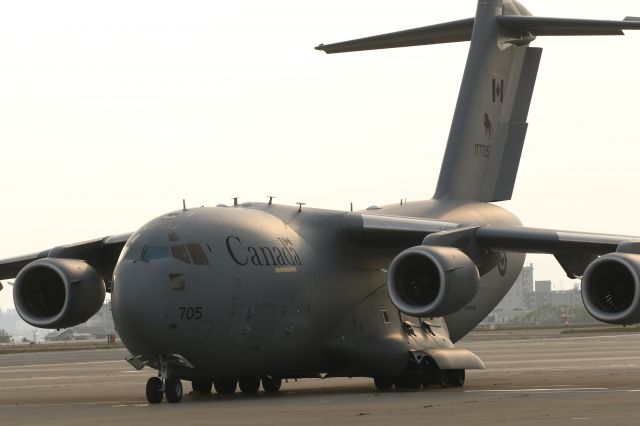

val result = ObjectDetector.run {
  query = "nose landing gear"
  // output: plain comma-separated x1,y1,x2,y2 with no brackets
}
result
145,355,184,403
165,377,183,403
145,376,183,404
146,377,163,403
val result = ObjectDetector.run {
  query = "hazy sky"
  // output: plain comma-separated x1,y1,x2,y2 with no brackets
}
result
1,0,640,310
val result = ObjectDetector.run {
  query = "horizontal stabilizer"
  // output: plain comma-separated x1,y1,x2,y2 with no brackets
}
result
315,18,473,54
317,15,640,56
497,16,640,36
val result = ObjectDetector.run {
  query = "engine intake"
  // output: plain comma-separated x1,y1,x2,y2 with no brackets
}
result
581,252,640,325
13,258,106,329
387,246,479,317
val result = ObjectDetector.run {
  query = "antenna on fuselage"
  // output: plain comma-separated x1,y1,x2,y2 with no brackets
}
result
267,196,275,205
182,199,187,211
297,202,306,212
233,197,239,206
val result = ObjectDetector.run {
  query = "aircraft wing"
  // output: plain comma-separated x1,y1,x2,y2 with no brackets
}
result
0,233,132,284
342,213,638,278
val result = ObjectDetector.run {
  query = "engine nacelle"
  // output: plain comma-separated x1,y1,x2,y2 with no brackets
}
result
13,258,106,329
387,245,480,317
581,252,640,325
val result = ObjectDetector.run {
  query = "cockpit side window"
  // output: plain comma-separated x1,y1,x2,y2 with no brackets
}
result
187,244,209,265
171,245,192,264
123,246,144,261
144,246,170,261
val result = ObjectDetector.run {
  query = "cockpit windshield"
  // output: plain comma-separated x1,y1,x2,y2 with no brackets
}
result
123,246,170,262
122,243,209,265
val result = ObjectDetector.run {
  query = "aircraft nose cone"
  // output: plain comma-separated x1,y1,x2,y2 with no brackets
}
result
111,263,167,355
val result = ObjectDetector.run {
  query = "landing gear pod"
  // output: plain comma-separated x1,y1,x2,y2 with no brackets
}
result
581,253,640,325
387,246,479,317
13,258,106,329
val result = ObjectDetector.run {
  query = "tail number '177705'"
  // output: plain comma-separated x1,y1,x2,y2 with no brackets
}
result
475,144,490,158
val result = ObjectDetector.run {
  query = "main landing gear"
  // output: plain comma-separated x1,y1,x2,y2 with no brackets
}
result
374,366,466,391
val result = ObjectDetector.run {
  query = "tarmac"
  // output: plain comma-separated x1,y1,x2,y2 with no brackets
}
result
1,331,640,426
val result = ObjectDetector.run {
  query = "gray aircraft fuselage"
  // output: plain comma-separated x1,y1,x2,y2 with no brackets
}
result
112,200,523,380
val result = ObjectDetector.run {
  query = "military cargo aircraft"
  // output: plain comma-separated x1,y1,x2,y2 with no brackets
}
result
2,0,640,404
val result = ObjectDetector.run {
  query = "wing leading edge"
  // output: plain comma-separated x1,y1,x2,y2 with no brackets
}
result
0,233,132,284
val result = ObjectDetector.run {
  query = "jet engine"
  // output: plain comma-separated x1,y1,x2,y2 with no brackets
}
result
387,245,480,317
581,252,640,325
13,258,106,329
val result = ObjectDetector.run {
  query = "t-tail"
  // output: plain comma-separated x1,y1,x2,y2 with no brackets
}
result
316,0,640,202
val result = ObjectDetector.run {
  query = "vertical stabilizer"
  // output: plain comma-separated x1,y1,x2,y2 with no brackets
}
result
433,0,540,201
316,0,640,202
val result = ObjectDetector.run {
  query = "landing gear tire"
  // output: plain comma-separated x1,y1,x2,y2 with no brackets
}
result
373,377,394,391
448,369,465,387
261,376,282,393
239,377,260,394
394,375,422,390
214,377,238,395
146,377,163,404
438,369,449,388
192,378,213,394
165,377,183,403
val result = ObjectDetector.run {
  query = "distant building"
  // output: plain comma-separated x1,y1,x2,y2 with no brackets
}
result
495,263,534,311
535,280,552,293
524,280,552,308
551,289,582,307
485,263,534,324
0,303,116,341
483,264,585,325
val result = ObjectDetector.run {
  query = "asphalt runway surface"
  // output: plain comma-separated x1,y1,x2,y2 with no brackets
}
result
2,332,640,426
